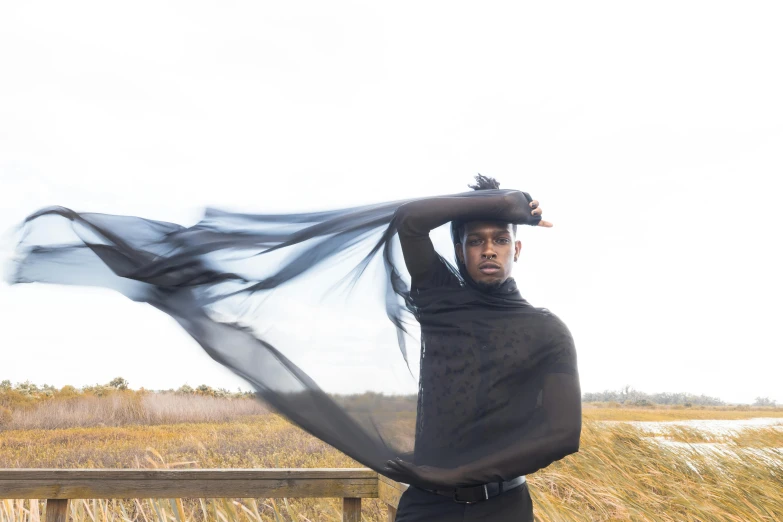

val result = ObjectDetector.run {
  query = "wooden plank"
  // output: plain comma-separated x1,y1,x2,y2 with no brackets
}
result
377,474,408,510
45,499,69,522
0,469,378,499
0,478,377,499
342,497,361,522
0,469,377,481
386,505,397,522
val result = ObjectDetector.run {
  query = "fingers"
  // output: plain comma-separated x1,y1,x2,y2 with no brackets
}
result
383,461,403,476
385,459,413,473
384,459,418,483
529,199,552,226
382,465,410,483
529,200,542,216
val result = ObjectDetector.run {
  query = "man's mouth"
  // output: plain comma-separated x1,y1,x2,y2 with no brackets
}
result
478,262,501,275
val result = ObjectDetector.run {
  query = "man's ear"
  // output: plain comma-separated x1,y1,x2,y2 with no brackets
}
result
513,239,522,262
454,243,465,264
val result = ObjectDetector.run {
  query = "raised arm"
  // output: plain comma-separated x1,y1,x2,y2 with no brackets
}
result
393,189,542,287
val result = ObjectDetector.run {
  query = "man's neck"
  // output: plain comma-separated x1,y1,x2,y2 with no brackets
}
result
471,279,506,293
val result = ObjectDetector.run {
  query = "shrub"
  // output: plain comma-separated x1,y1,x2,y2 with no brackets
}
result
108,377,129,390
176,384,194,395
57,385,81,399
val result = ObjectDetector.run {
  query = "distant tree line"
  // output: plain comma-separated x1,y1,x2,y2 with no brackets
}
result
583,385,778,407
170,383,255,399
0,378,256,409
2,379,777,408
582,385,725,406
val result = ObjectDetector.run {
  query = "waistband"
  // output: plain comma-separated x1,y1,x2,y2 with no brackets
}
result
420,475,526,504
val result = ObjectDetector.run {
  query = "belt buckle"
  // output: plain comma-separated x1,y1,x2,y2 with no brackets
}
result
453,484,489,504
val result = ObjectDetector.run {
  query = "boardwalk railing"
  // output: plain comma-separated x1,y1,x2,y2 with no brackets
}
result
0,469,410,522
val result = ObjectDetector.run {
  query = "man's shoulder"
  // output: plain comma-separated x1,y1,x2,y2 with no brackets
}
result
530,305,563,322
411,254,462,291
529,307,573,339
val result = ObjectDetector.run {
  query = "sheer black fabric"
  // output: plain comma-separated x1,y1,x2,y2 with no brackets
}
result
6,189,580,489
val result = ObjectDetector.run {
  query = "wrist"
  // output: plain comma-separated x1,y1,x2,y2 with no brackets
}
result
498,191,531,224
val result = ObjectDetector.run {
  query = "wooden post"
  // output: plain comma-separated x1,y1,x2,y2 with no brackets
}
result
45,499,69,522
342,497,361,522
377,474,407,521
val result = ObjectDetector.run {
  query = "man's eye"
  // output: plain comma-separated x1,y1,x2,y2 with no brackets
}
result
496,238,510,244
469,240,481,246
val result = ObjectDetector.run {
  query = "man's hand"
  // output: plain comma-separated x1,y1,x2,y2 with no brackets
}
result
384,458,465,489
530,199,553,228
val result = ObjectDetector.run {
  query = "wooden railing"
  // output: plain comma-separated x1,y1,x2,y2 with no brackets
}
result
0,469,410,522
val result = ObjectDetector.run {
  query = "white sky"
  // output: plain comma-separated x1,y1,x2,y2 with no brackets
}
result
0,1,781,404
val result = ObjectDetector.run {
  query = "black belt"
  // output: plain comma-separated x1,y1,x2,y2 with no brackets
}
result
420,475,526,504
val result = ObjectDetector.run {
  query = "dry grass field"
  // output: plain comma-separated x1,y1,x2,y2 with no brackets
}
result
1,392,781,521
582,402,783,422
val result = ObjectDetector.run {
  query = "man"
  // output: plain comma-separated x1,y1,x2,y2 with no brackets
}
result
8,176,578,522
384,175,581,521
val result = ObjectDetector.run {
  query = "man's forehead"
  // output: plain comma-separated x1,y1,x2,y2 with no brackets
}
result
463,221,514,235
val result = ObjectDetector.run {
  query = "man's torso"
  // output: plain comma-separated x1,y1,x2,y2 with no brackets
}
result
410,258,555,467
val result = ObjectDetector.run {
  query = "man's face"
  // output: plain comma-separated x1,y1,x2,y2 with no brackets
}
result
455,221,522,287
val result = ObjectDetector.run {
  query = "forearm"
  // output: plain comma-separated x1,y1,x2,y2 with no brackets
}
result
384,325,581,489
455,424,581,485
394,189,534,237
393,189,536,282
456,372,582,485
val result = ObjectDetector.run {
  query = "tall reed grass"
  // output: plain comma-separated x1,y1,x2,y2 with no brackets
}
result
1,396,781,521
4,393,268,430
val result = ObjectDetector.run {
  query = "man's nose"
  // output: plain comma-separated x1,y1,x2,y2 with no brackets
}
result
481,247,497,259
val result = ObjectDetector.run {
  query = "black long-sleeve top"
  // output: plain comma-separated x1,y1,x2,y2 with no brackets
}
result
394,189,581,485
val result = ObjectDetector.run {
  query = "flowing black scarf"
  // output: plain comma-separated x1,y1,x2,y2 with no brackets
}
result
6,192,580,488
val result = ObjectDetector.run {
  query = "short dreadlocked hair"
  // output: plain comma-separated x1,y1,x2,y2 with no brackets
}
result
451,174,517,244
468,174,501,191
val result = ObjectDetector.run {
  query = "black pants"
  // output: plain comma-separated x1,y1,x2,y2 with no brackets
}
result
395,482,534,522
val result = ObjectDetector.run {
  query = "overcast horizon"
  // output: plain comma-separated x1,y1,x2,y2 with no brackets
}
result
1,1,781,404
0,378,756,406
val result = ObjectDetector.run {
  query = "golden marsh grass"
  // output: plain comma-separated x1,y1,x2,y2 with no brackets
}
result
0,394,781,521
